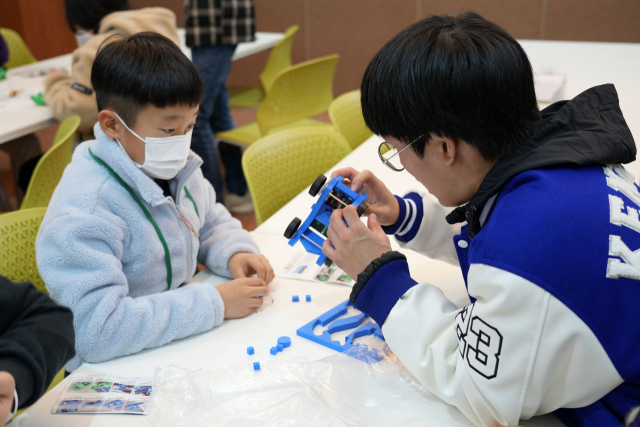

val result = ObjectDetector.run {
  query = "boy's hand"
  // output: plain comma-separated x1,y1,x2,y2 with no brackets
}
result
0,371,16,424
217,278,269,318
331,168,400,226
322,207,393,279
228,253,275,284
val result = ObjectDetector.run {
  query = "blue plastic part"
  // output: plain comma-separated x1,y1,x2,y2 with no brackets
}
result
253,362,260,371
306,295,311,302
277,344,284,352
270,347,278,355
277,336,291,348
292,295,299,302
247,346,254,355
296,300,384,354
287,176,369,266
326,312,366,334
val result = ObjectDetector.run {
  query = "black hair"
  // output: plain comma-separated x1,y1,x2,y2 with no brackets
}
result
65,0,130,33
91,32,204,126
361,12,541,162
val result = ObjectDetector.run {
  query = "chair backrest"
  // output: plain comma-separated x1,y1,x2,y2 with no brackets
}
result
243,126,352,225
0,28,37,69
21,115,80,209
256,54,339,136
0,207,48,293
328,90,373,150
259,25,298,93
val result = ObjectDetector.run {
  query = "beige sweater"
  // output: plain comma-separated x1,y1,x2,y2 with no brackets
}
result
44,8,181,135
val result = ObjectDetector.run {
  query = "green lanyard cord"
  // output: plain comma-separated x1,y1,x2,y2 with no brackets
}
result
89,147,173,290
183,186,201,276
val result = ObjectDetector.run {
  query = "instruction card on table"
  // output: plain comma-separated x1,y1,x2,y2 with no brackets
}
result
280,251,355,286
52,372,153,415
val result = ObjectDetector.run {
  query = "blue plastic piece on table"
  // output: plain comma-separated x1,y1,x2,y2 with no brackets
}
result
253,362,260,371
277,344,284,352
270,347,278,355
296,300,384,354
277,336,291,348
247,346,254,355
326,312,366,334
306,295,311,302
287,176,369,266
292,295,299,302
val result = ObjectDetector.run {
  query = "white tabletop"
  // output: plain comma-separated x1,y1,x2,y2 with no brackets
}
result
14,134,564,426
0,31,284,145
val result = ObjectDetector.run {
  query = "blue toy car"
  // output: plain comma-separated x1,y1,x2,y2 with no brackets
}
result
284,175,368,266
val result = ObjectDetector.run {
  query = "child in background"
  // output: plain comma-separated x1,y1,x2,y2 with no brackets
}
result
45,0,181,139
36,32,273,371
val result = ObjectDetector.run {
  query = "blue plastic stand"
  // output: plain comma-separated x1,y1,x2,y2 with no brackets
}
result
296,300,384,353
287,176,369,266
306,295,311,302
253,362,260,371
292,295,299,302
247,346,254,355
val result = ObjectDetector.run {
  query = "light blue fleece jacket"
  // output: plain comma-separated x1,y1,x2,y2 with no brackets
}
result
36,123,259,369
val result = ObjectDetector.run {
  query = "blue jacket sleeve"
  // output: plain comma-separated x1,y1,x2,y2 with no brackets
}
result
36,210,225,364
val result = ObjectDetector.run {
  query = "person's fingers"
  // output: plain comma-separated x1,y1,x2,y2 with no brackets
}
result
249,295,266,307
349,170,374,192
229,260,246,278
329,208,348,234
331,167,360,180
247,257,266,281
248,285,269,298
241,277,267,287
343,205,365,229
322,238,338,259
261,256,275,284
367,213,387,238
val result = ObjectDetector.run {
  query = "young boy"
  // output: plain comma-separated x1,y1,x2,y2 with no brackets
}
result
322,12,639,427
36,32,273,371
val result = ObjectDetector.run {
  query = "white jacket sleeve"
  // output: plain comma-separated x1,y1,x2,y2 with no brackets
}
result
387,190,462,265
381,264,623,426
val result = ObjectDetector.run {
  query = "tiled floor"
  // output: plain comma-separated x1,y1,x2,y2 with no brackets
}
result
0,108,332,233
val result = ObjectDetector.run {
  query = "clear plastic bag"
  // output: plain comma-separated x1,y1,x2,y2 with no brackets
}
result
148,337,467,426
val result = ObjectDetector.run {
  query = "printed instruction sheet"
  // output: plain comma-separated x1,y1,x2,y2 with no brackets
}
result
280,251,355,286
52,372,153,415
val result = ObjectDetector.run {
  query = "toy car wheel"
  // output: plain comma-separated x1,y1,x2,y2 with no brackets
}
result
309,174,327,197
357,203,368,217
284,217,302,239
324,257,333,267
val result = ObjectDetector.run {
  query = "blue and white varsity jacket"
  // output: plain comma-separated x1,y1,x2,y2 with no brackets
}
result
351,85,639,427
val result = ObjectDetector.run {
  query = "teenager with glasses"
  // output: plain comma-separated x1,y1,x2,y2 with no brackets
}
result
323,12,639,427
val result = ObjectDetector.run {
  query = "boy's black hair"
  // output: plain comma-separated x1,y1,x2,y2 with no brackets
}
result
91,32,204,126
65,0,130,33
361,12,541,162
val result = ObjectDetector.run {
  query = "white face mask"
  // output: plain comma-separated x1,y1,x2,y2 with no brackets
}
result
114,112,192,180
75,29,93,47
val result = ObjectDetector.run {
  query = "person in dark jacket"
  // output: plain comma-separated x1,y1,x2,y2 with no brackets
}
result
322,12,638,427
0,276,75,422
0,33,8,67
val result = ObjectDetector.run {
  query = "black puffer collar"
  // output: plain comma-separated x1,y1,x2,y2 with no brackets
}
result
446,84,637,238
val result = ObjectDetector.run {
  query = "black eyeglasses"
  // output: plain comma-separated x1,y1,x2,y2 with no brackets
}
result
378,134,425,171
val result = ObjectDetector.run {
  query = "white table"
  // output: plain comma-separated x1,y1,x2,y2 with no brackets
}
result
0,31,284,145
13,135,564,427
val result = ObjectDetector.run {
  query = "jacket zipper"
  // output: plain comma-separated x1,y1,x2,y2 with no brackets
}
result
166,163,200,286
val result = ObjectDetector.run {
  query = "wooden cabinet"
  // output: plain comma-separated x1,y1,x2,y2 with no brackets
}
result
0,0,77,60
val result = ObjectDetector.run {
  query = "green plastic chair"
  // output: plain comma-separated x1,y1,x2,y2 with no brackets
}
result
242,126,352,225
328,90,373,150
20,115,80,209
0,207,47,293
228,25,299,108
0,206,66,417
218,54,339,146
0,28,37,69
